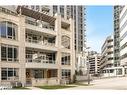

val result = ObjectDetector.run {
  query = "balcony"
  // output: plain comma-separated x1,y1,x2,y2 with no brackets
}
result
26,59,58,69
26,19,54,30
26,39,55,47
25,19,56,36
25,50,57,68
25,33,57,51
26,59,55,64
25,42,57,51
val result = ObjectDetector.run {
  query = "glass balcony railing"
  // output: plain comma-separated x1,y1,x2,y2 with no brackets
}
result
25,39,55,47
26,59,55,64
25,19,55,31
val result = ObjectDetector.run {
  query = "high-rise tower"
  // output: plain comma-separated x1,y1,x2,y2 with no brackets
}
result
113,6,123,67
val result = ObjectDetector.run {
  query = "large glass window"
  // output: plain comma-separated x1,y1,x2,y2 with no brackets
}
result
61,53,70,65
1,68,19,80
53,6,57,15
1,45,7,61
0,22,6,38
62,69,71,79
0,21,18,40
60,6,64,18
1,44,18,62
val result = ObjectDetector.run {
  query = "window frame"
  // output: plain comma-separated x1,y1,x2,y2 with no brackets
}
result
1,44,18,62
0,21,18,40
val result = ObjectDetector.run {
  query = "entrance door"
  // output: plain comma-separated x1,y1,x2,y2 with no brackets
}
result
26,69,32,86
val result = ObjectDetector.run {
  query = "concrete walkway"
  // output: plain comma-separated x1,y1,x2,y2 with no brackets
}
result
25,77,127,90
66,77,127,90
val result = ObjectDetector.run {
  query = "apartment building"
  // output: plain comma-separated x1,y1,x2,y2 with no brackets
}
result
22,5,86,73
113,6,123,67
100,35,115,77
88,53,101,75
120,5,127,75
100,35,125,77
52,6,86,53
0,6,75,86
76,52,87,75
52,6,86,73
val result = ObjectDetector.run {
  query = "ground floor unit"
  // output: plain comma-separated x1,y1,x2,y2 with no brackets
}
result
100,66,127,78
0,67,73,87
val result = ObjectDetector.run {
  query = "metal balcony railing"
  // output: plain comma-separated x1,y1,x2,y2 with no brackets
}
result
26,39,55,47
26,59,55,64
25,19,55,31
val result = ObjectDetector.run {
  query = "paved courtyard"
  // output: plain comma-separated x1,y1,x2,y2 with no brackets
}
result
67,77,127,90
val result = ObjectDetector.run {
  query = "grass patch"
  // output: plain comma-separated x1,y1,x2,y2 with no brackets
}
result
36,85,76,89
13,87,29,90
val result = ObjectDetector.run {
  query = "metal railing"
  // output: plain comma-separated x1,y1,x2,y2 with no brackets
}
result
26,39,55,47
26,59,55,64
25,19,55,31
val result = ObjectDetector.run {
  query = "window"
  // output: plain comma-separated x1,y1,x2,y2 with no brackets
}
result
34,69,43,78
8,47,13,61
117,69,122,75
62,69,71,79
60,6,64,18
0,21,18,40
53,6,57,15
61,53,70,65
0,22,6,38
1,44,18,62
110,69,114,73
1,68,19,80
50,70,57,77
1,45,7,61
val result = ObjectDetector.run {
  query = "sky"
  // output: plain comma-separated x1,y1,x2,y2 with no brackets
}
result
86,6,113,53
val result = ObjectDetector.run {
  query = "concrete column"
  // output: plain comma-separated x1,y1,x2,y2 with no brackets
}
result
64,6,67,20
122,67,125,76
69,18,75,81
54,13,61,83
19,16,26,87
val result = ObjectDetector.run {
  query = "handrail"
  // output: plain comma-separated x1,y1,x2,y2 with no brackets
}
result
26,59,55,64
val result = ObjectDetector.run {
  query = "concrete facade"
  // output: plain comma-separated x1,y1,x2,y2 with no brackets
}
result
88,53,101,75
100,34,125,77
20,5,86,74
99,35,114,71
0,6,75,86
113,6,123,67
120,5,127,75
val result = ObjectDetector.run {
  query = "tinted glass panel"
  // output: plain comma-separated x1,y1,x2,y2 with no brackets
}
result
1,22,6,37
1,46,7,61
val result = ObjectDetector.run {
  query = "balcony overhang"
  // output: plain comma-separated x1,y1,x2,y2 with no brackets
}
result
16,6,56,25
61,21,70,29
